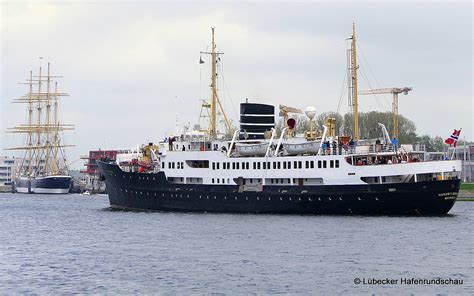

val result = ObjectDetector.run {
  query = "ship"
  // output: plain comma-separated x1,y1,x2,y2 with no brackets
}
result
6,62,74,194
97,26,462,215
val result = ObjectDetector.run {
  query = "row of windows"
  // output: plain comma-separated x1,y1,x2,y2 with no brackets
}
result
212,160,339,170
212,178,231,184
164,162,184,169
165,160,340,170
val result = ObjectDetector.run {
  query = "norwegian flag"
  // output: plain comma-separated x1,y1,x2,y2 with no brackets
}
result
445,129,462,147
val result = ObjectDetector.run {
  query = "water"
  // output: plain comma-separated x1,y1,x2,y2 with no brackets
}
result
0,193,472,294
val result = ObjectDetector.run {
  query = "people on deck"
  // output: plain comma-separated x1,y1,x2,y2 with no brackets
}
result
391,137,398,151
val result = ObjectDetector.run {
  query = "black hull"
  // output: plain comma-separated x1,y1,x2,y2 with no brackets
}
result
97,161,460,215
15,176,72,194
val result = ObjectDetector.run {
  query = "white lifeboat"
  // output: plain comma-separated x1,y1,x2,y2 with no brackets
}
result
283,140,321,155
235,142,269,156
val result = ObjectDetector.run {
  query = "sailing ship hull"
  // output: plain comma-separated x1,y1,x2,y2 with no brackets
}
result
15,175,72,194
98,161,459,215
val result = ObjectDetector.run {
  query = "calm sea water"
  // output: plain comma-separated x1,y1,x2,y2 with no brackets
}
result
0,193,472,294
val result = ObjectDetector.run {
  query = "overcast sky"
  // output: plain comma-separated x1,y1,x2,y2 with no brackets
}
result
1,1,472,169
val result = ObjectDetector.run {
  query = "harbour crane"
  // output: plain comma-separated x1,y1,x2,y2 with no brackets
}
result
358,87,412,139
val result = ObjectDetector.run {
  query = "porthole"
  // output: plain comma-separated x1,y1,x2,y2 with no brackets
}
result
235,196,237,200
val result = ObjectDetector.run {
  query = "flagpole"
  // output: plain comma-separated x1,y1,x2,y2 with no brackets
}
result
463,136,466,182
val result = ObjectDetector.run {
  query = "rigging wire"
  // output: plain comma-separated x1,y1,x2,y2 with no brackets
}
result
336,65,348,115
358,65,388,111
357,42,392,110
218,57,238,121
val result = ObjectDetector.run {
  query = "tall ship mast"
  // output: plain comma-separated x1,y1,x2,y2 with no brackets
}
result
6,62,74,194
96,26,462,215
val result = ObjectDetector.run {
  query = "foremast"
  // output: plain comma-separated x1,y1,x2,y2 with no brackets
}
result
349,22,359,141
200,28,233,140
6,62,74,178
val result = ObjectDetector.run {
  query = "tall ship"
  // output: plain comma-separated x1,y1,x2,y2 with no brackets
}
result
6,62,74,194
97,26,462,215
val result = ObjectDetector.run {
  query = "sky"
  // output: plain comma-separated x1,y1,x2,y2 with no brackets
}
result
1,0,472,169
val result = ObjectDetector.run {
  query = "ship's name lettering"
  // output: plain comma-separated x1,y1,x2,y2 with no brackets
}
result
438,192,457,199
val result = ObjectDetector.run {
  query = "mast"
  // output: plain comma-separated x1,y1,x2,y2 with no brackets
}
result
210,27,217,138
351,22,359,141
27,71,34,176
44,63,52,174
35,66,43,174
52,81,60,174
200,27,232,139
